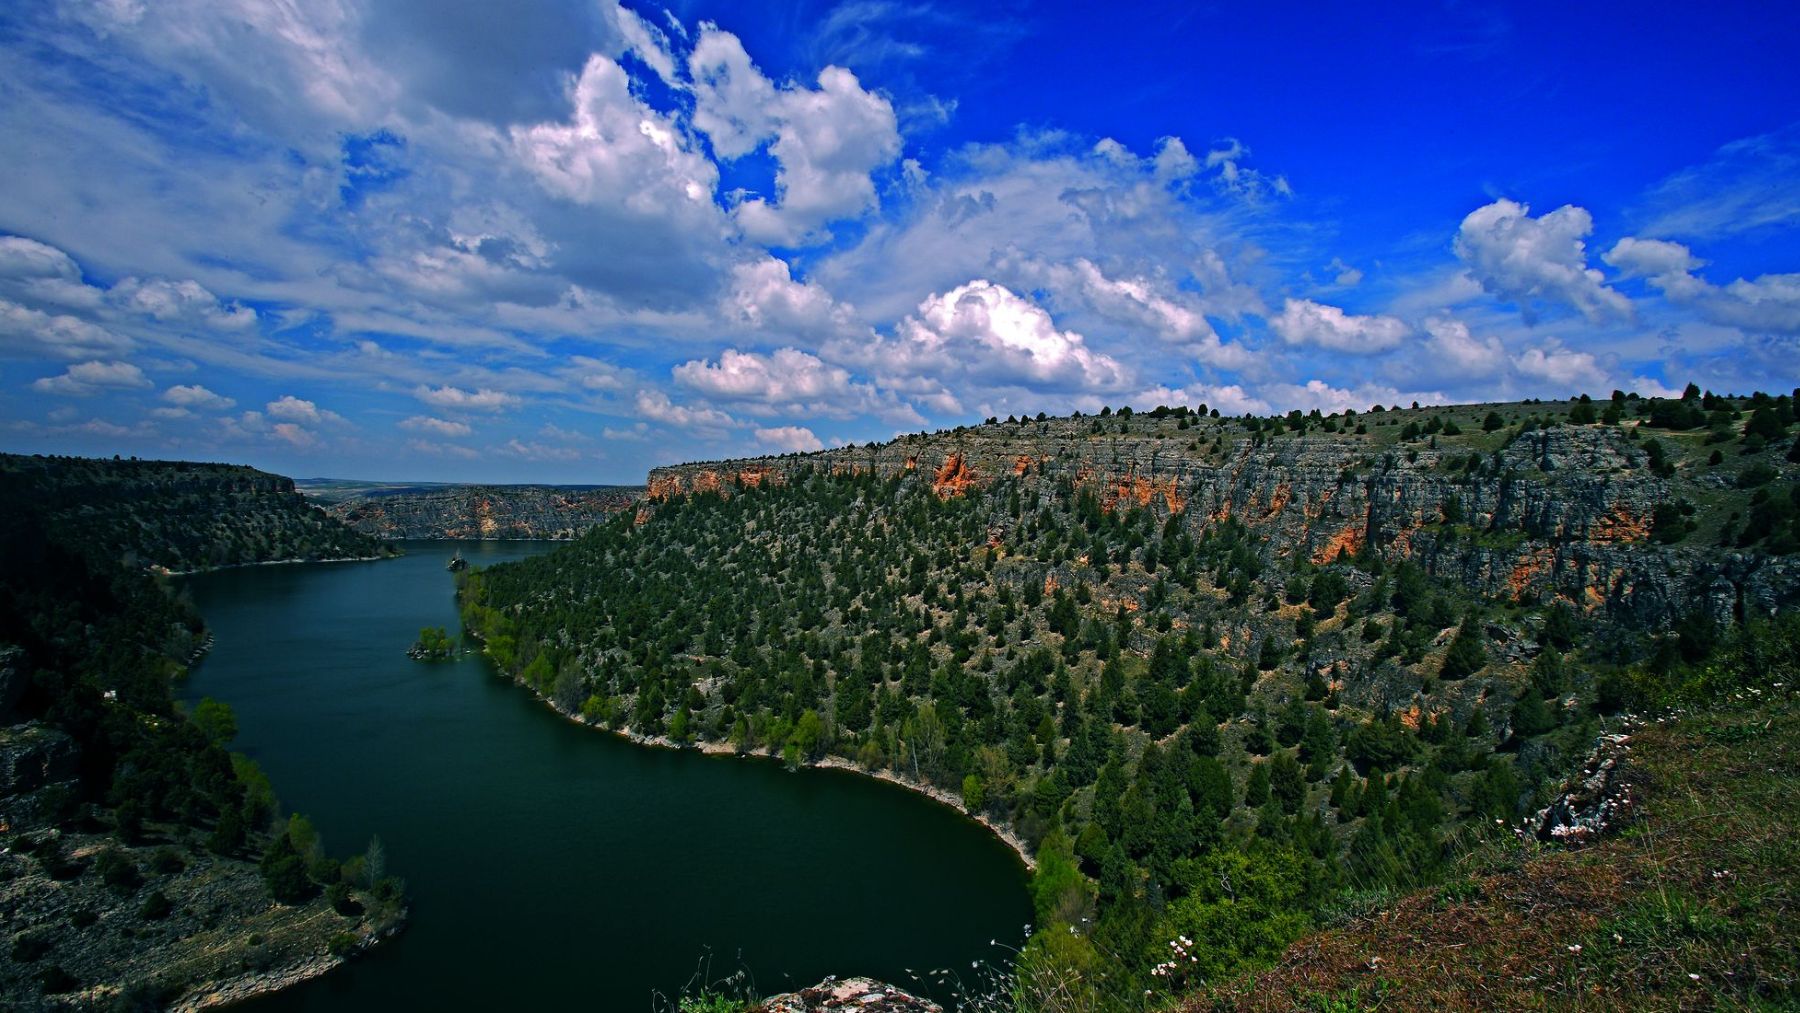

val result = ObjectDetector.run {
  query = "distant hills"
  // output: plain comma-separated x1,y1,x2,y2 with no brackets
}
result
299,479,641,540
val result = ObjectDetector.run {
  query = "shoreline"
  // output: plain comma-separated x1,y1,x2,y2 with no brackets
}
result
153,552,397,577
175,911,408,1011
483,653,1037,871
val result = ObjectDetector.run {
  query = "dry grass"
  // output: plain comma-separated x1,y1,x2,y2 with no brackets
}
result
1182,693,1800,1012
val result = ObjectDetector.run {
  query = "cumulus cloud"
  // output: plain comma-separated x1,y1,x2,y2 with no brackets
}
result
634,389,738,432
1454,198,1632,323
1003,255,1251,368
512,54,717,213
1270,298,1409,353
163,384,236,411
399,415,472,437
755,425,824,453
673,347,882,417
270,422,318,448
1604,236,1800,332
1421,316,1506,377
31,360,152,395
112,277,256,330
690,25,901,244
414,384,521,413
725,256,865,341
265,396,316,422
0,300,135,359
846,281,1131,401
0,236,102,309
1511,340,1609,391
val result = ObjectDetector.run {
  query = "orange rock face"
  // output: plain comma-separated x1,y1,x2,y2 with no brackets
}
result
1265,482,1292,518
646,475,683,502
1590,505,1651,544
1507,546,1557,600
932,453,978,498
1014,455,1032,476
1104,470,1187,514
1311,520,1366,565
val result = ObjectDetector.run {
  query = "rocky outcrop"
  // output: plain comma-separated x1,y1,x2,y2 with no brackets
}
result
756,978,940,1013
0,821,403,1008
646,410,1799,628
323,484,640,540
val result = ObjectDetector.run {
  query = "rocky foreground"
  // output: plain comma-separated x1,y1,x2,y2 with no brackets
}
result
755,978,940,1012
0,726,401,1009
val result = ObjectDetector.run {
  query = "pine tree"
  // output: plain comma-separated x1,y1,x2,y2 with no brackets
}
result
1440,614,1487,680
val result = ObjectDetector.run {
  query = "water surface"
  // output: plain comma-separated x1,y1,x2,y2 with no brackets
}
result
180,540,1029,1010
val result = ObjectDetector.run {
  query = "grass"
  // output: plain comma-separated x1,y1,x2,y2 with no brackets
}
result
1179,686,1800,1011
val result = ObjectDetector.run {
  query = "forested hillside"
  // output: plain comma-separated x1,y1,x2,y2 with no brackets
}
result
0,456,403,1005
0,453,395,572
462,388,1800,1009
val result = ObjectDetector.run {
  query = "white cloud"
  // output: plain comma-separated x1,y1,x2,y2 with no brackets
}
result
270,422,318,448
1512,340,1609,391
407,438,479,459
1326,257,1363,287
399,415,472,437
163,383,235,411
1202,137,1291,200
267,395,327,424
755,425,824,453
500,438,585,462
1261,379,1446,415
1421,316,1505,376
1004,256,1250,367
1454,198,1632,323
112,277,256,330
849,281,1131,396
724,256,863,341
0,236,103,309
1152,137,1198,182
673,347,881,417
1604,237,1800,333
414,384,521,413
690,25,901,245
634,389,738,432
30,359,152,395
1270,298,1409,353
1130,382,1269,415
510,53,722,221
0,299,135,359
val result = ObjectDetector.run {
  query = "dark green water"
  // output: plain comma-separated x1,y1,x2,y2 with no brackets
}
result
178,540,1030,1010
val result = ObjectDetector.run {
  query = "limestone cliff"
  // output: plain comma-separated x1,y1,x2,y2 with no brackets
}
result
321,484,640,540
644,404,1798,628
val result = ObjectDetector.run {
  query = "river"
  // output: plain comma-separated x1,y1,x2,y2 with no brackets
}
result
178,540,1031,1010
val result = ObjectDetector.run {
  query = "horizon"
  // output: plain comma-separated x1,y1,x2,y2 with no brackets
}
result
3,0,1798,484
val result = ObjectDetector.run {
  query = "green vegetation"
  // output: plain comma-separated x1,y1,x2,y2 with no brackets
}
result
0,452,395,572
1193,616,1800,1011
410,625,456,660
0,454,407,1001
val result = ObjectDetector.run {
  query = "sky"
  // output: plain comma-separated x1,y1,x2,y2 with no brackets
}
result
1,0,1798,483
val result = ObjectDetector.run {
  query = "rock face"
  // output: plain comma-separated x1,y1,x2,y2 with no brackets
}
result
323,484,640,540
755,978,941,1013
646,410,1799,628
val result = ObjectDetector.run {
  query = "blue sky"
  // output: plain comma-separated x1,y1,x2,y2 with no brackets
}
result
1,0,1797,483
